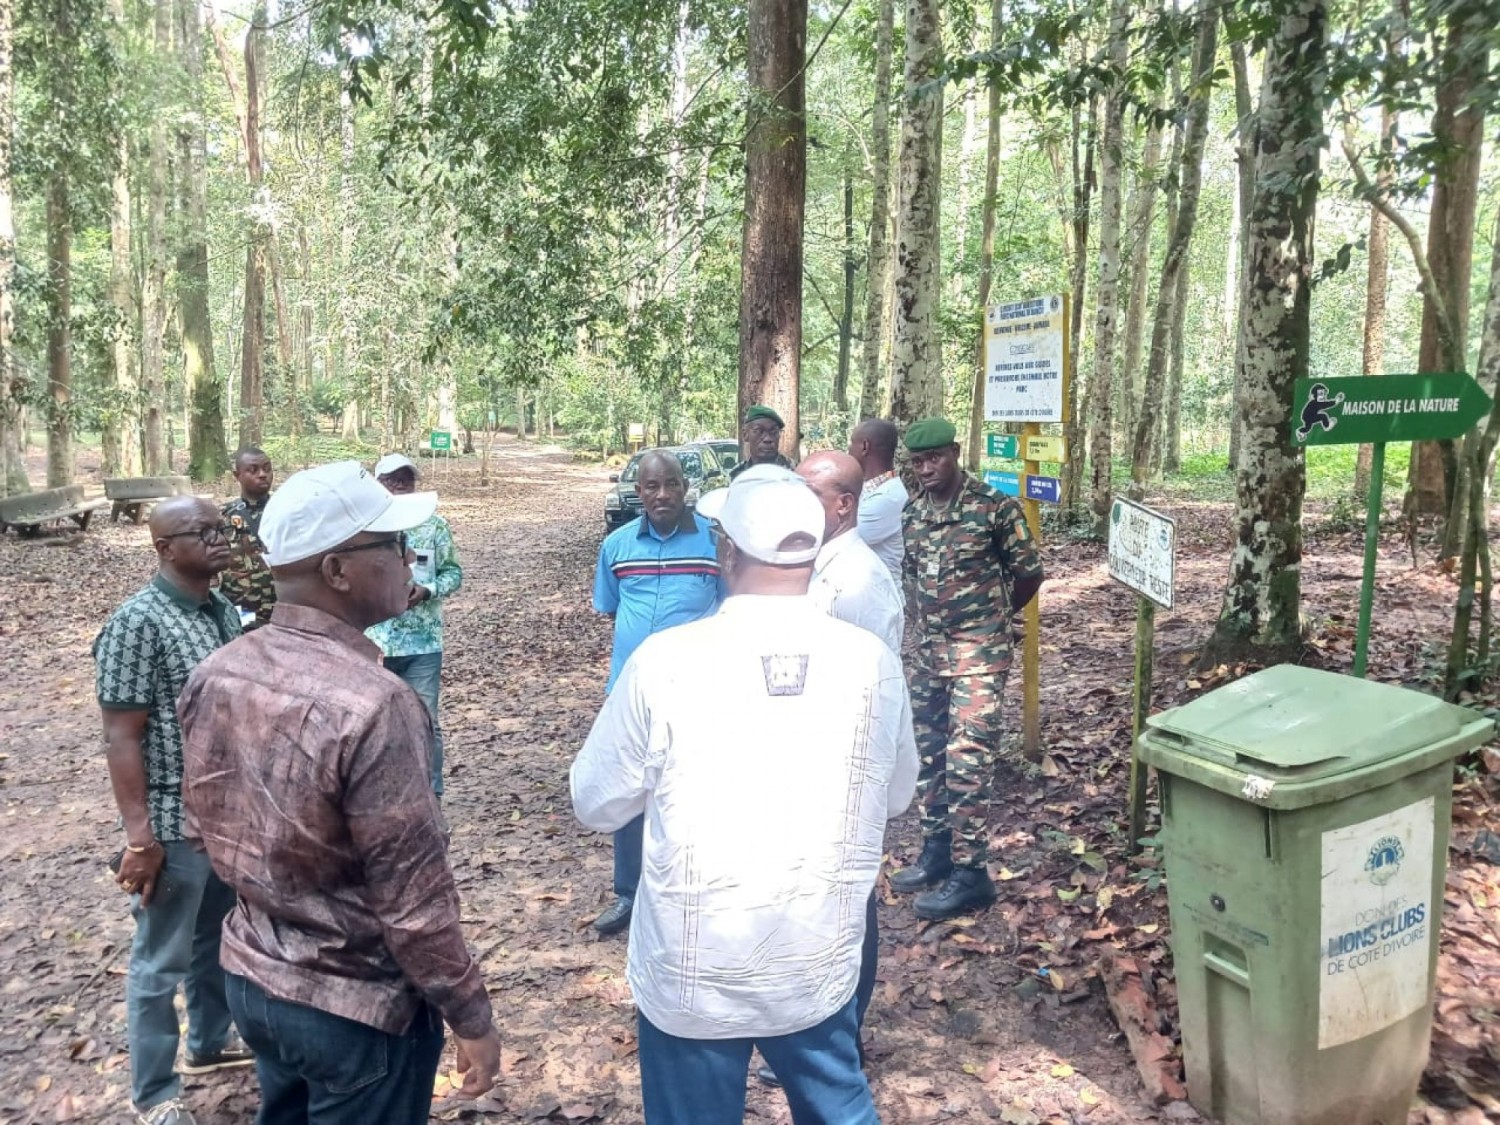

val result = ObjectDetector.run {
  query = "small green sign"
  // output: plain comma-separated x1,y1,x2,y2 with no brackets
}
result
430,430,452,451
986,433,1019,458
1292,373,1490,446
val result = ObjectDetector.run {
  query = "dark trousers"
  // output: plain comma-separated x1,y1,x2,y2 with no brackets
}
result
226,973,445,1125
638,996,878,1125
613,813,644,899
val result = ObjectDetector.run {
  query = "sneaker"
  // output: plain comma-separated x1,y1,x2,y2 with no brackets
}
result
181,1034,255,1074
135,1098,197,1125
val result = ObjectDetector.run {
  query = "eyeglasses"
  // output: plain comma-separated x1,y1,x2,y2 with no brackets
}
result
162,524,232,546
334,532,408,558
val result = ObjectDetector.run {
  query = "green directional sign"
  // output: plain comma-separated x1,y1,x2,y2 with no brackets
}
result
986,433,1019,458
430,430,452,451
1292,373,1490,446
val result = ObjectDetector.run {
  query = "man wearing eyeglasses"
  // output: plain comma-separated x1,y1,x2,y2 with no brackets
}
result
179,461,499,1124
93,496,249,1125
727,404,795,480
365,453,462,796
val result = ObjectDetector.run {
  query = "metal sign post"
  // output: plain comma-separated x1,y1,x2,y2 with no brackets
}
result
1108,497,1176,852
983,294,1070,759
1290,373,1490,676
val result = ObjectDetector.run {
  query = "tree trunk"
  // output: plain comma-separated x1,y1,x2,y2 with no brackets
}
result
140,0,171,475
45,173,72,488
738,0,806,457
1208,0,1326,659
1060,93,1096,509
1119,112,1162,442
857,0,896,421
1226,27,1255,471
1088,0,1130,533
1414,3,1487,524
0,0,26,497
237,1,267,449
1354,100,1395,501
888,0,945,437
101,0,139,478
1162,262,1188,472
1132,7,1217,491
966,0,1004,472
176,0,228,482
833,162,854,415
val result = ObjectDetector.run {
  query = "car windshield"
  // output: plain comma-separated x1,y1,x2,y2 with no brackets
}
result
621,451,702,482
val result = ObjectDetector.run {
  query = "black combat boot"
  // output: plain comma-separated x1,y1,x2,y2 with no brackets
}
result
889,831,953,892
913,865,997,920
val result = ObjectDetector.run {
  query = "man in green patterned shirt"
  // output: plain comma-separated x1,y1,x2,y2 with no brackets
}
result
366,454,462,795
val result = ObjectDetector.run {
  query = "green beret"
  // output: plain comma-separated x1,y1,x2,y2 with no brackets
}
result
905,417,957,451
744,404,784,427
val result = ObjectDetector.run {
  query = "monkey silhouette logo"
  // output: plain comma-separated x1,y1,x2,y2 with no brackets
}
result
1297,383,1345,440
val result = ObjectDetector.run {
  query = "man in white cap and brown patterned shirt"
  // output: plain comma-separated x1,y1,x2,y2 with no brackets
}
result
179,461,499,1124
571,465,917,1124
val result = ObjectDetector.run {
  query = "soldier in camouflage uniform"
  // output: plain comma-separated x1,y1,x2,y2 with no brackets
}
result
728,404,796,480
892,418,1044,920
220,448,276,629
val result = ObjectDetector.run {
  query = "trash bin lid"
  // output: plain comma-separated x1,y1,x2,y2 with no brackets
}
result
1137,665,1494,808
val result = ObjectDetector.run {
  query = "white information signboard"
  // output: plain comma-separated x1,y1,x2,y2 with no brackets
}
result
1107,497,1175,609
984,294,1067,423
1318,797,1435,1049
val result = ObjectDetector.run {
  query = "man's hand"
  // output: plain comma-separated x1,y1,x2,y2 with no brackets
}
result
117,842,166,906
406,584,431,610
453,1027,501,1098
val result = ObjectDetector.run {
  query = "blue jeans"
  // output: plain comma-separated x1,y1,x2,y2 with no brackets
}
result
613,813,644,899
383,652,444,794
128,840,237,1110
637,996,879,1125
226,973,445,1125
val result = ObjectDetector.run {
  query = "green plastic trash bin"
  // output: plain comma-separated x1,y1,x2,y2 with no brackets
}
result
1136,665,1492,1125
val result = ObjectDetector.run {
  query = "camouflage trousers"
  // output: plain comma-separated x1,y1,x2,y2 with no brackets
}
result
910,669,1007,867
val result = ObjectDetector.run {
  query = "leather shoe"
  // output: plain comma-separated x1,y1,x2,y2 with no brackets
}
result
756,1064,781,1087
914,865,997,920
889,832,952,892
593,896,633,935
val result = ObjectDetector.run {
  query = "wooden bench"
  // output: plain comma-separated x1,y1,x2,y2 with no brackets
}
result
104,476,193,524
0,485,111,538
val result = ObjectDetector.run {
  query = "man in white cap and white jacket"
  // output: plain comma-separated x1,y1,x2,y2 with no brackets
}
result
179,461,500,1124
570,465,917,1125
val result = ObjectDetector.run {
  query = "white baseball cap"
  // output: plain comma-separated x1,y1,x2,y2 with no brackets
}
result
374,452,417,478
695,464,824,565
261,460,437,566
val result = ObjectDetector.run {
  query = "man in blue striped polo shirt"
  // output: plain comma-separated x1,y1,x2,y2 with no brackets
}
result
591,449,724,935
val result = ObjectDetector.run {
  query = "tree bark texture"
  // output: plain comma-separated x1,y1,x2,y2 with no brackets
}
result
858,0,896,421
1354,100,1395,501
738,0,807,458
887,0,945,437
1131,7,1217,490
238,3,267,449
1210,0,1326,656
0,0,26,497
102,0,139,478
1226,28,1254,471
1087,0,1130,532
966,0,1004,472
1060,94,1096,509
45,173,72,488
176,0,228,482
834,164,854,414
1412,2,1488,519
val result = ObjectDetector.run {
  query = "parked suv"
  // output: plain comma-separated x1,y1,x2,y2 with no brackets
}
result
603,444,730,531
705,438,742,471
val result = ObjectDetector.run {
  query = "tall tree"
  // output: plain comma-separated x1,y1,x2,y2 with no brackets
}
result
1132,5,1217,489
1354,100,1395,501
140,0,170,473
857,0,896,420
1209,0,1327,658
888,0,945,435
965,0,1004,470
1225,26,1255,470
175,0,228,481
1087,0,1130,533
103,0,140,479
738,0,807,457
0,0,24,497
1118,113,1163,441
238,2,267,447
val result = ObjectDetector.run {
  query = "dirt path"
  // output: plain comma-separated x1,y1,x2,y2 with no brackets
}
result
0,437,1494,1124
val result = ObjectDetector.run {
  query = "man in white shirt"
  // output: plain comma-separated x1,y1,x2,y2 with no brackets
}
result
849,419,908,586
800,451,904,658
571,468,917,1125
